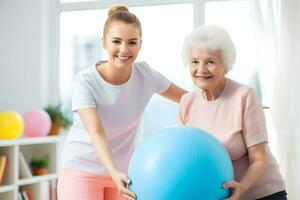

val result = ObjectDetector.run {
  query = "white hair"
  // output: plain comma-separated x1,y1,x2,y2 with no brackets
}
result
181,25,236,70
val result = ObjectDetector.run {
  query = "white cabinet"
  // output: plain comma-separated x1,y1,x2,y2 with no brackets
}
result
0,136,62,200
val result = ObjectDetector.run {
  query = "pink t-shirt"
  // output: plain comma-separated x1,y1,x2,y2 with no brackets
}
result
178,78,285,200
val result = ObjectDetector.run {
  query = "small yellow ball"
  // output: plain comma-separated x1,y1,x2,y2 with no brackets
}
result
0,111,24,139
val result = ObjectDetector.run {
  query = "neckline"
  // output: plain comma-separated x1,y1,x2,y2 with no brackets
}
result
92,61,135,88
198,78,229,103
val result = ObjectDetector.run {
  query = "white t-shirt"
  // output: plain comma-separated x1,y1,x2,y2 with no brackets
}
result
60,61,171,175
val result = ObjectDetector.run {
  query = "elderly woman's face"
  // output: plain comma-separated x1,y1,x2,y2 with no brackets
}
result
189,48,227,90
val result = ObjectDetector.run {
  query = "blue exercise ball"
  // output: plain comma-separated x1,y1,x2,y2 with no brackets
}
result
128,125,233,200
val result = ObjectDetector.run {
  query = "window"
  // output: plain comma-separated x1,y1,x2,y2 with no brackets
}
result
60,9,107,103
59,3,193,137
60,0,97,3
59,4,193,101
58,1,273,141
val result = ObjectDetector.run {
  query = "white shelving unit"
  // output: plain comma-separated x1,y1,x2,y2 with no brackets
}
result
0,136,62,200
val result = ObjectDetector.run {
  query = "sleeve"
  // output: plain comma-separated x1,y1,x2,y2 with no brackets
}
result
71,76,96,112
147,63,171,94
242,88,268,148
177,94,188,125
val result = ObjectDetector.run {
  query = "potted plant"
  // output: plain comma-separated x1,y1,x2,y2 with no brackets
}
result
44,104,72,135
30,155,50,176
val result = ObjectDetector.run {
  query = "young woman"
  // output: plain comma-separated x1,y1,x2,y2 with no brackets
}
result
57,5,187,200
178,25,287,200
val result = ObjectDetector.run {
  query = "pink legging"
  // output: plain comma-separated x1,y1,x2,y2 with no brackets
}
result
57,168,125,200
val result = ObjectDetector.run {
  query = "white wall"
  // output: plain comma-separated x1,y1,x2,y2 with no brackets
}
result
0,0,58,114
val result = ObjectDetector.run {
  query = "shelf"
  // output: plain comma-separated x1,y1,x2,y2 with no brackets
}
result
0,135,61,146
0,135,62,199
0,184,15,193
18,174,59,186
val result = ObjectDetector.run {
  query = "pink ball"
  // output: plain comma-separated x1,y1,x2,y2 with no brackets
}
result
23,109,51,137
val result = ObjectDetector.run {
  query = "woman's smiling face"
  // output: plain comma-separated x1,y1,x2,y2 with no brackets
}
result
189,48,228,91
102,21,141,69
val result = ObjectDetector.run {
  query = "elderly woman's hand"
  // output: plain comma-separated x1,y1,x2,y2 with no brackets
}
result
223,180,246,200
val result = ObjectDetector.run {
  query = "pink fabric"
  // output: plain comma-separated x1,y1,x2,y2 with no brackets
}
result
177,79,285,200
57,168,125,200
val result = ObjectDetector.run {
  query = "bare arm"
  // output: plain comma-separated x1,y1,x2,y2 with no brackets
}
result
239,142,268,192
77,108,136,200
159,83,188,103
224,142,268,200
77,108,118,175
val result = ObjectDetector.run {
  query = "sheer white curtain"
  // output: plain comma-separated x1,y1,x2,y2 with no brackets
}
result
275,0,300,199
250,0,300,199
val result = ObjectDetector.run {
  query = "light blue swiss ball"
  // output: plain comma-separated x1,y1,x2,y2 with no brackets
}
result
128,125,233,200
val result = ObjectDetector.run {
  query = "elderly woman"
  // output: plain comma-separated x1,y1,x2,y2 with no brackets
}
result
178,25,287,200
